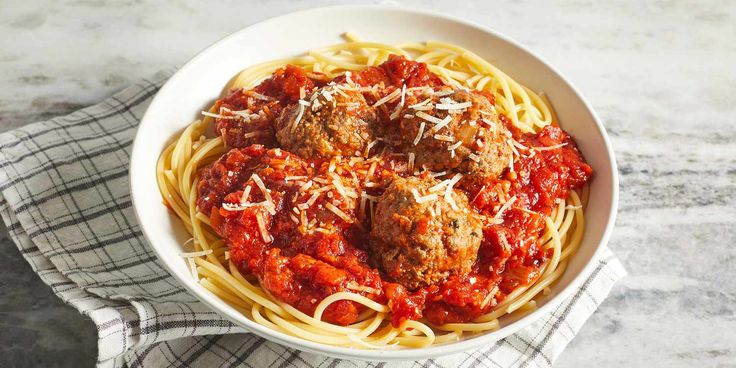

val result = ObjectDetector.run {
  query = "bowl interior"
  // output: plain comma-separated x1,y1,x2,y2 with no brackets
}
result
130,5,616,361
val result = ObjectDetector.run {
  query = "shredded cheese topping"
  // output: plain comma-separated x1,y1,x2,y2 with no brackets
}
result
250,173,275,215
291,103,306,132
533,143,568,151
416,111,446,125
201,111,234,120
493,195,517,222
431,115,453,133
256,212,272,243
240,185,252,203
412,188,439,204
433,134,455,142
435,101,472,110
444,173,463,211
248,91,275,101
413,122,426,146
325,202,353,223
373,87,402,107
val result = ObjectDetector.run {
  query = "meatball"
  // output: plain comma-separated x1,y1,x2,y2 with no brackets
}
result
275,84,377,159
369,176,483,290
397,89,512,179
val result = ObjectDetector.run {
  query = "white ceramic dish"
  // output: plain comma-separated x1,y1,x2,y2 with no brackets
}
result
130,5,618,361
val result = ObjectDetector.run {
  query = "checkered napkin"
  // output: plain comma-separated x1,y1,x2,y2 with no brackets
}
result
0,70,626,368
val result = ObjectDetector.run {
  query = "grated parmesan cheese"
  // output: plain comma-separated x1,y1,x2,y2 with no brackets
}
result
321,90,334,101
412,188,438,204
413,122,426,146
511,139,530,151
366,161,378,179
430,115,453,133
431,171,447,177
373,87,402,107
507,140,521,157
306,192,321,206
409,97,433,109
240,185,252,203
250,173,275,215
359,192,367,216
299,180,314,192
326,202,353,223
493,195,517,222
222,201,267,211
249,92,275,101
346,281,380,294
337,102,360,109
481,285,500,308
435,101,472,110
364,139,379,157
201,111,234,120
256,212,272,243
433,89,455,97
429,178,451,192
291,103,306,132
242,131,261,139
533,143,568,151
508,151,515,173
433,134,455,142
444,174,463,211
416,111,446,125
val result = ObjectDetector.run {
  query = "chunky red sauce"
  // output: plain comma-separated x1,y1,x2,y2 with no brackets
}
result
197,56,592,326
213,65,326,148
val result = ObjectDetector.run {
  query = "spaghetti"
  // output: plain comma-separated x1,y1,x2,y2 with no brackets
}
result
156,35,592,349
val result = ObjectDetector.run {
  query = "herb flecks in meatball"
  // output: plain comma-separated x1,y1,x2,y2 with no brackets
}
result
275,83,377,159
369,175,483,290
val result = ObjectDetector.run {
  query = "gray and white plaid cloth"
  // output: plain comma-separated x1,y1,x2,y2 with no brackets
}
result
0,70,626,368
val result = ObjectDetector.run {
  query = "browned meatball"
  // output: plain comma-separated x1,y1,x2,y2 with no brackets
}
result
369,175,483,290
275,84,377,159
396,89,512,179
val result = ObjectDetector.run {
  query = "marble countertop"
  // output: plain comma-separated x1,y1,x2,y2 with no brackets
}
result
1,0,734,367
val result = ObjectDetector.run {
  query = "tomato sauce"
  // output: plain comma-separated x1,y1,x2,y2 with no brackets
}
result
197,56,592,327
213,65,325,148
349,54,446,90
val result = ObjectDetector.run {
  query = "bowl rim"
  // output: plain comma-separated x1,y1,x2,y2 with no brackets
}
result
130,4,618,361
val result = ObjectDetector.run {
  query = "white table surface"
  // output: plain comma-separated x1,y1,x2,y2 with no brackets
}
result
1,0,734,367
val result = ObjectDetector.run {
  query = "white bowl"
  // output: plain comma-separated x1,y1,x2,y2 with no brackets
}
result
130,5,618,361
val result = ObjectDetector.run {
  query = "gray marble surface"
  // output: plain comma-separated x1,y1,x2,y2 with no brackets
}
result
1,0,734,367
